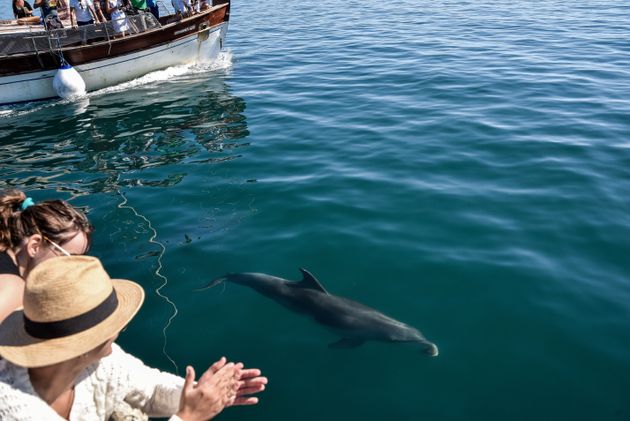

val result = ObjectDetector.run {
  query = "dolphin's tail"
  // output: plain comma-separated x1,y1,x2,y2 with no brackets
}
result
193,276,228,292
422,342,439,357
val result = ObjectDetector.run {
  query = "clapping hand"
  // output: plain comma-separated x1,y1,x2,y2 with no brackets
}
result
229,365,268,406
177,358,239,421
176,357,268,421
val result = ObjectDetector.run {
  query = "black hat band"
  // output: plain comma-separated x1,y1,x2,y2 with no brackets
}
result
24,289,119,340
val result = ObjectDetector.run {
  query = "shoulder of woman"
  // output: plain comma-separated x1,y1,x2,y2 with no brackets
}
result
0,364,64,420
94,343,143,374
0,275,24,323
0,274,24,288
0,250,22,280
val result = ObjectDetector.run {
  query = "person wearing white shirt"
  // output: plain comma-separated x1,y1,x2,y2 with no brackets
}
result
106,0,129,35
0,256,268,420
70,0,98,26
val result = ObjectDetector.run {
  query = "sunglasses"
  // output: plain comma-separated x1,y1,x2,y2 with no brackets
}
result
43,236,72,257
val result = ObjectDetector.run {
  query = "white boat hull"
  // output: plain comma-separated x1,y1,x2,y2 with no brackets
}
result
0,23,227,105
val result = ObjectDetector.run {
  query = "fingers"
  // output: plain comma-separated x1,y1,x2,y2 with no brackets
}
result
237,376,268,392
198,356,227,384
228,375,267,407
232,362,243,381
183,365,196,393
210,356,227,372
190,360,267,408
214,362,237,378
231,396,260,406
236,385,266,396
204,362,239,394
238,368,262,380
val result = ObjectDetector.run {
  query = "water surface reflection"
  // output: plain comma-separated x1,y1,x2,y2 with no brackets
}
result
0,70,249,196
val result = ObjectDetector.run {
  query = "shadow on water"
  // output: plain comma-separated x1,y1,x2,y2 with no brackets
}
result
0,69,250,196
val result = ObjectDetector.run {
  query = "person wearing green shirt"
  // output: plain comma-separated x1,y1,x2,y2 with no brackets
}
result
130,0,147,11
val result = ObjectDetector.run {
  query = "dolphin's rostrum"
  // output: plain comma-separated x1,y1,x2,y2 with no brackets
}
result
204,268,438,356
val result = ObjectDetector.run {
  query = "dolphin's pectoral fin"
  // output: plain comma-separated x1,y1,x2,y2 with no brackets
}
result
328,338,365,349
297,268,330,295
193,277,226,292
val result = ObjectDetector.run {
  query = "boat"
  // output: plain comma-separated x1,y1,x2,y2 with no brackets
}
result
0,0,230,105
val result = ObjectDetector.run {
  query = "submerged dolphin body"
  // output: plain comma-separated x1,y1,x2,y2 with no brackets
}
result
205,269,438,356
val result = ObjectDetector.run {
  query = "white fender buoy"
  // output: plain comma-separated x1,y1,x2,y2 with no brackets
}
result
52,63,86,99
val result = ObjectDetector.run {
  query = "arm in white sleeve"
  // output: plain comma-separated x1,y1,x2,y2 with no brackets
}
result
101,343,185,418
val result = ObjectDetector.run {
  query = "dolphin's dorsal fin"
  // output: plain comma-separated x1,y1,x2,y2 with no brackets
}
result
297,268,329,294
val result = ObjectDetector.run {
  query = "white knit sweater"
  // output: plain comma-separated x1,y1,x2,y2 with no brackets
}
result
0,343,184,421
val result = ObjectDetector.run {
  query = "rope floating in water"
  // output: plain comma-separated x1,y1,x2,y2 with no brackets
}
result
117,190,179,375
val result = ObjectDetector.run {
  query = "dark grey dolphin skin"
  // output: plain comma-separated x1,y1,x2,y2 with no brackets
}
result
203,268,438,356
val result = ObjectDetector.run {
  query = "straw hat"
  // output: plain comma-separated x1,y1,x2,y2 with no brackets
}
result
0,255,144,368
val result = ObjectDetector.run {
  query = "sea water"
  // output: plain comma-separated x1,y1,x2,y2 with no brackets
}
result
1,0,629,419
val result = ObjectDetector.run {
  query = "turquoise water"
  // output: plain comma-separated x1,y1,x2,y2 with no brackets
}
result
2,0,630,419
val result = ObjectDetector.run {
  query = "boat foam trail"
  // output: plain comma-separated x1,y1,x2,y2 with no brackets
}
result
90,50,233,97
0,96,85,118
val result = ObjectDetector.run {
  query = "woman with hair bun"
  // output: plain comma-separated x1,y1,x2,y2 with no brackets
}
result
0,189,94,322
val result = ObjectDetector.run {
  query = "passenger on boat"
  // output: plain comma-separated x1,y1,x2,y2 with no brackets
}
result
0,189,93,324
106,0,130,36
70,0,100,27
0,255,268,420
130,0,149,13
146,0,158,18
33,0,64,28
57,0,71,20
93,0,109,21
12,0,34,19
171,0,193,18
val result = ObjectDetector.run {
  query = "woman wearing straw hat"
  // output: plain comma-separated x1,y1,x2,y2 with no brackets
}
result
0,189,94,323
0,255,268,420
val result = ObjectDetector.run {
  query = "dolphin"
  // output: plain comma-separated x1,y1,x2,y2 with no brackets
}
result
203,268,438,356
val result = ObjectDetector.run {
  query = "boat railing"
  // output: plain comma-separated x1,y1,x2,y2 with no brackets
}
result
0,12,162,57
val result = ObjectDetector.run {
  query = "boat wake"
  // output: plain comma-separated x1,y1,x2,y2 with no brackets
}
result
90,50,233,98
0,50,233,118
0,97,71,118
